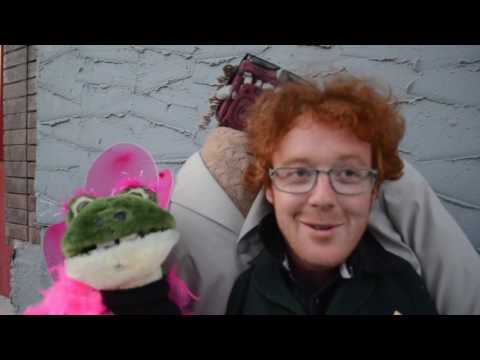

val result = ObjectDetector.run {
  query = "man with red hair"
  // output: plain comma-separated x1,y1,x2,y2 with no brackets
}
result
170,76,480,315
227,77,437,314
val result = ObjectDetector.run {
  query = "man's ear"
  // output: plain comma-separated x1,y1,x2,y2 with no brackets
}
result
265,185,274,205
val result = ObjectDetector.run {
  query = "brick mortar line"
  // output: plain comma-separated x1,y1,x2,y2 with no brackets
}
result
26,46,31,101
26,46,37,242
4,95,31,101
2,63,27,72
3,45,26,54
2,79,28,87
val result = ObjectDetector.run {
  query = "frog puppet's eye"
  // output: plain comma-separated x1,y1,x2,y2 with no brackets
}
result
70,196,95,218
123,187,157,202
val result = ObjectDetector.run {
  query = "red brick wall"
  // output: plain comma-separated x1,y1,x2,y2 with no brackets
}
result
0,45,13,296
2,45,39,247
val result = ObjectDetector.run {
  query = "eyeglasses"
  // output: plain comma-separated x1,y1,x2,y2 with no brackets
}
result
268,167,378,195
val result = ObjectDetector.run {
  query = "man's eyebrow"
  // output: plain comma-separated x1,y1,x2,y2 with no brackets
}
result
279,157,313,166
335,155,369,166
279,155,370,167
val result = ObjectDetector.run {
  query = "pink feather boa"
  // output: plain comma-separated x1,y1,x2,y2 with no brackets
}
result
24,265,197,315
24,266,108,315
167,266,199,315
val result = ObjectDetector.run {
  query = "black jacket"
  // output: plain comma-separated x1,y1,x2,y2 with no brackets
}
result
226,215,438,315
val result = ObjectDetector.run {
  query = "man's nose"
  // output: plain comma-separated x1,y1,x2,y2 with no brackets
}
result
307,173,336,210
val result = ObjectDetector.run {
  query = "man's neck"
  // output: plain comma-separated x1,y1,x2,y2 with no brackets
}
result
287,253,338,290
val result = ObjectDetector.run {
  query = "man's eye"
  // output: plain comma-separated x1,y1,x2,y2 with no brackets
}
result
70,196,94,218
336,169,362,181
343,169,359,176
293,168,311,177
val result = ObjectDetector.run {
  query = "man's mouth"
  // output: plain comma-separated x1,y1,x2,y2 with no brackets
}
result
301,221,343,232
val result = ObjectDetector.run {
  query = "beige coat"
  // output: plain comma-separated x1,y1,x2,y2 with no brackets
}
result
170,151,480,315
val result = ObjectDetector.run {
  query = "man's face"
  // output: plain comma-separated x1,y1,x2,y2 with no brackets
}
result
265,114,376,272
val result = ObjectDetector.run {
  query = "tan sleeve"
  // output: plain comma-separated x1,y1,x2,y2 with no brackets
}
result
369,160,480,314
201,127,257,216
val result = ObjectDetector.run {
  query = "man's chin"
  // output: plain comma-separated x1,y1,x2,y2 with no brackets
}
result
302,241,352,268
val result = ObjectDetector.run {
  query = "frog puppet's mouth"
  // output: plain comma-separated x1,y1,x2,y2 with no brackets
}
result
64,228,179,291
77,227,171,256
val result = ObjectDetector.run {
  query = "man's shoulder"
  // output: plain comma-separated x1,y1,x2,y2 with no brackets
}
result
364,234,432,296
226,265,255,314
171,151,245,235
365,234,417,272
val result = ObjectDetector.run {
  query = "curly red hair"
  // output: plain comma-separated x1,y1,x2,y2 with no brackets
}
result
244,75,405,192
